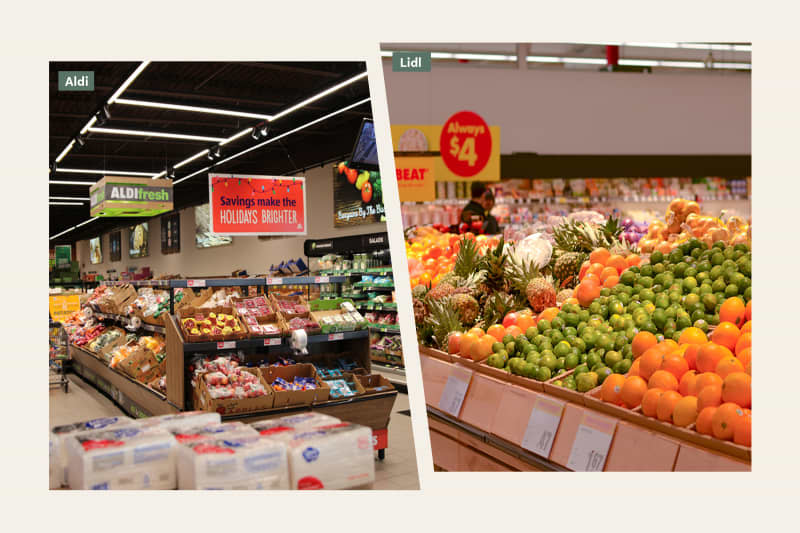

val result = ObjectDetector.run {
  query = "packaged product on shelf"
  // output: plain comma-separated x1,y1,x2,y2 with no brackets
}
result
135,411,221,431
177,435,289,490
251,413,341,437
118,345,160,381
324,379,358,399
263,423,374,490
64,426,178,490
262,363,330,407
148,375,167,395
179,307,246,342
170,421,257,443
125,287,170,325
195,367,274,414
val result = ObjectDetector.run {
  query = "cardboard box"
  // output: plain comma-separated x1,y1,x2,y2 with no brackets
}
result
321,372,367,400
355,374,395,395
262,363,330,407
119,347,160,380
177,305,247,342
269,293,310,320
195,368,275,415
137,357,167,384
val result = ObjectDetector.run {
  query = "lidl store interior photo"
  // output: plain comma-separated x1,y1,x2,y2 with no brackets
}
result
48,61,418,490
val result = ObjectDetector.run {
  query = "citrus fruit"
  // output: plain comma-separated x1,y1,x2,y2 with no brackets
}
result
468,326,486,338
715,356,745,379
679,370,698,396
587,262,605,277
600,374,627,405
603,275,619,288
696,407,717,435
719,297,746,328
589,248,611,266
712,402,746,440
710,322,741,351
600,266,618,282
678,327,708,345
486,324,506,342
660,353,689,381
459,333,479,358
632,331,658,359
683,344,701,371
606,255,628,274
648,369,679,392
579,261,591,281
673,395,699,427
476,335,496,359
736,347,751,369
697,383,723,411
537,307,559,323
735,332,751,357
695,372,723,392
696,342,733,373
733,410,751,446
502,312,518,328
621,376,648,408
740,320,751,334
639,345,669,381
576,280,602,308
656,390,683,422
628,358,641,377
505,325,523,338
447,332,463,354
745,300,751,321
626,254,641,267
515,314,535,335
721,371,751,408
641,388,663,417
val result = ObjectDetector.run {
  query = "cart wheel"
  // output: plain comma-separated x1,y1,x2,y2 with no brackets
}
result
378,449,385,461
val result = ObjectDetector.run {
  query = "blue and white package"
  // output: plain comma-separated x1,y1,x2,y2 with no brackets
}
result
135,411,221,432
177,435,289,490
65,426,177,490
170,422,256,444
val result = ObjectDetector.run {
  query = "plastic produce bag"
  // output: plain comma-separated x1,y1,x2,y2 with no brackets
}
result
135,411,221,432
251,413,340,438
513,233,553,269
170,422,256,444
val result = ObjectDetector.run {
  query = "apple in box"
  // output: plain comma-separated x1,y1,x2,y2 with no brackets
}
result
212,326,222,335
183,318,197,330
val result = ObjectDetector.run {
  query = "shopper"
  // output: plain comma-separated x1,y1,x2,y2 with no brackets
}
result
481,191,500,235
460,182,489,226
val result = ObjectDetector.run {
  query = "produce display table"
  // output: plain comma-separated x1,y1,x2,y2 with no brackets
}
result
420,347,750,472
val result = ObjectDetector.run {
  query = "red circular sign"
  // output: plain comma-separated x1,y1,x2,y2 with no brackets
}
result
440,111,492,178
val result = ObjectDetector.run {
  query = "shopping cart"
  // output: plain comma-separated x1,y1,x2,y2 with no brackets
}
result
49,320,70,393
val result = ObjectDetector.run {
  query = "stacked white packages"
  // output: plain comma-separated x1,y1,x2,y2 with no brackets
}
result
51,416,135,488
170,421,257,444
177,435,289,490
65,426,178,490
135,411,221,432
264,422,375,490
250,413,341,437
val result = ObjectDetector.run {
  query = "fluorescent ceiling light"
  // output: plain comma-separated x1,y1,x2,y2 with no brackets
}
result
55,140,75,163
151,128,248,179
221,127,253,145
49,201,84,206
49,180,96,186
107,61,150,104
380,51,393,57
49,196,90,201
527,56,605,65
271,71,367,121
79,115,97,135
174,97,371,185
49,217,98,240
175,149,210,169
88,127,225,143
431,52,516,61
115,98,273,120
713,62,751,69
54,168,155,176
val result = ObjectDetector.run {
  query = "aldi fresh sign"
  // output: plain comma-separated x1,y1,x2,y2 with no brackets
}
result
90,176,173,217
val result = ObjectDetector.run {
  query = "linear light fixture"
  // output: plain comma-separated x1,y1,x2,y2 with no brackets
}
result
49,196,90,201
270,71,368,121
115,98,273,120
55,140,75,163
108,61,150,104
151,127,252,179
54,168,155,176
49,180,96,186
88,127,226,143
49,201,84,206
49,216,99,240
173,97,371,185
431,52,516,61
79,115,98,136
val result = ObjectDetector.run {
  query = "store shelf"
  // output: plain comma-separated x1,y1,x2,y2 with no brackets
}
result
180,329,370,353
318,268,394,276
368,324,401,333
371,363,406,387
355,283,394,290
360,303,397,312
265,275,350,285
172,278,264,288
94,312,166,334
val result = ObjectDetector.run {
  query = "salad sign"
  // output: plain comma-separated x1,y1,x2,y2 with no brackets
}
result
209,174,307,236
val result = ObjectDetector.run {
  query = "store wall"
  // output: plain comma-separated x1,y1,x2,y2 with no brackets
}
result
383,64,751,155
76,164,386,278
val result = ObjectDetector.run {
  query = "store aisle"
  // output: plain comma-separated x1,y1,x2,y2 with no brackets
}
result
49,374,420,490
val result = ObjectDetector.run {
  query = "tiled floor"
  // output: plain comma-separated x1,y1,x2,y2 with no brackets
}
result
50,373,420,490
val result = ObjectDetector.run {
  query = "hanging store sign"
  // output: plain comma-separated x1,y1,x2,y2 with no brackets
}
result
209,174,307,236
49,294,81,322
90,176,174,217
333,162,385,227
395,156,436,202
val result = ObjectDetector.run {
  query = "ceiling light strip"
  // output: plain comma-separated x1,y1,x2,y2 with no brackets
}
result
49,217,99,240
55,140,75,163
270,72,368,121
55,168,155,176
49,180,97,186
49,201,84,206
114,98,273,120
88,127,225,143
221,127,253,146
49,196,90,201
79,115,98,136
107,61,151,104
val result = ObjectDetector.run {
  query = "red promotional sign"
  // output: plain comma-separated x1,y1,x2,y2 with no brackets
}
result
439,110,492,177
209,174,307,235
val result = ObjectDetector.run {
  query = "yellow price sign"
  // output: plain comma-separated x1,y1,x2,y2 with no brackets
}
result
49,294,81,322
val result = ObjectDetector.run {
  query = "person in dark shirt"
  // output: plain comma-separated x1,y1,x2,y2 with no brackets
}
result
460,182,488,225
481,191,500,234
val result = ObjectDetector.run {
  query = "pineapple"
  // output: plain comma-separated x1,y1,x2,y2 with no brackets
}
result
526,277,557,312
479,237,509,294
413,297,428,325
425,298,464,348
453,236,482,278
451,293,480,325
482,292,517,326
553,251,585,289
556,288,575,305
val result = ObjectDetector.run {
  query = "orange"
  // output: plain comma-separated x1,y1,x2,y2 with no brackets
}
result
600,266,618,283
515,314,535,334
447,332,463,354
695,372,723,392
672,396,699,427
679,370,698,396
517,308,534,318
589,248,611,266
683,344,701,370
660,353,689,381
740,320,752,334
745,300,751,322
639,345,669,381
735,332,752,357
721,372,751,408
459,333,479,359
712,402,746,441
632,331,658,359
696,342,733,373
696,407,717,435
649,369,679,392
578,261,591,281
575,280,601,308
737,347,751,369
711,322,741,352
621,376,648,408
600,374,627,405
719,297,746,328
602,275,619,288
537,307,559,323
626,254,641,267
662,339,679,351
587,262,605,277
715,356,745,379
678,327,708,345
583,273,601,286
606,255,628,274
641,388,663,417
486,324,506,342
505,325,523,338
468,327,485,338
628,358,641,377
697,384,723,412
656,391,683,422
733,411,752,447
476,335,496,360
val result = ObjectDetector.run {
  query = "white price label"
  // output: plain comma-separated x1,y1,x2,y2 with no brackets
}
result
187,279,206,288
315,276,330,283
328,333,344,341
264,337,281,346
438,370,472,417
267,277,283,285
217,341,236,350
521,397,565,458
566,418,617,472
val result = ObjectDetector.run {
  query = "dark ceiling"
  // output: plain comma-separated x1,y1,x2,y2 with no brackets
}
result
49,61,372,244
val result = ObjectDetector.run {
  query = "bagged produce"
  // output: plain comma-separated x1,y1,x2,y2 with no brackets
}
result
512,233,553,269
64,426,177,490
177,435,289,490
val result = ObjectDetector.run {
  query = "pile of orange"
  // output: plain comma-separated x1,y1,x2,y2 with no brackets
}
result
600,304,752,447
406,229,501,289
574,247,640,306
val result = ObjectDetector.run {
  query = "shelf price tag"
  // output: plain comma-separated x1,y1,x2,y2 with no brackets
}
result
566,412,617,472
187,279,206,288
438,366,473,417
328,333,344,341
314,276,330,284
521,396,565,458
264,337,281,346
217,341,236,350
267,278,283,285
